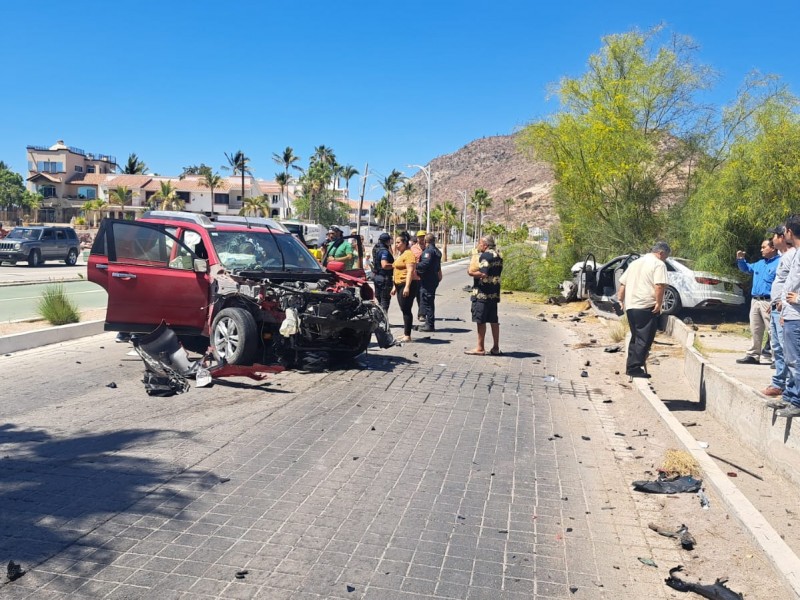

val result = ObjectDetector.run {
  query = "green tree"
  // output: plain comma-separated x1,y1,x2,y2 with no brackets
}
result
403,206,418,229
517,27,716,276
275,172,291,217
373,196,390,230
239,195,268,217
401,181,418,223
503,197,515,228
440,200,459,260
151,181,184,211
340,164,359,199
108,186,132,213
199,171,224,216
122,153,148,174
380,169,405,233
223,150,252,208
82,199,108,227
0,164,26,211
273,147,301,217
180,164,212,178
470,189,492,242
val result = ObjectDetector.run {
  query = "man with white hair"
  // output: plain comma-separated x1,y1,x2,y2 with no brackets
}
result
617,241,671,379
465,236,503,355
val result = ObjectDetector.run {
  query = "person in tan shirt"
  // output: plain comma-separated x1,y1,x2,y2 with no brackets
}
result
617,241,670,378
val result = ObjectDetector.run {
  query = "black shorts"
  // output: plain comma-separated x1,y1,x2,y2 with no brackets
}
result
471,300,498,324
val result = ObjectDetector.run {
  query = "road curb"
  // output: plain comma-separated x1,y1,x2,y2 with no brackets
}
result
632,374,800,598
0,320,106,354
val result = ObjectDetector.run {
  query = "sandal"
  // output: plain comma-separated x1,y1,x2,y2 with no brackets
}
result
464,350,486,355
489,349,503,356
399,336,412,343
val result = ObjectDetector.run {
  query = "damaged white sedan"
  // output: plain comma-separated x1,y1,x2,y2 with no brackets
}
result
88,211,392,367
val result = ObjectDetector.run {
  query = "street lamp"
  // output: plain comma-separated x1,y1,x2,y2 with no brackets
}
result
406,164,431,232
457,190,468,252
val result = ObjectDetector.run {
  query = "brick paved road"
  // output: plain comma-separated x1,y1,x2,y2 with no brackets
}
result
0,269,683,598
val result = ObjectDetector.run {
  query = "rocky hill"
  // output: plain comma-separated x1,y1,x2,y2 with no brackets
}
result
400,134,556,231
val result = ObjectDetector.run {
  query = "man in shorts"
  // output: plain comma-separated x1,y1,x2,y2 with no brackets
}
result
465,236,503,355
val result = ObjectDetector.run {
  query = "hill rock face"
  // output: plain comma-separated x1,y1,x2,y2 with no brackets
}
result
399,134,557,231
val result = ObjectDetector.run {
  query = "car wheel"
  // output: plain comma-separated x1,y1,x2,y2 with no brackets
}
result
28,249,41,267
65,248,79,266
662,286,682,315
211,307,258,365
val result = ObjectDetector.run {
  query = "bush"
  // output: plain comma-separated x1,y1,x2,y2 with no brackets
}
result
501,243,540,292
37,284,80,325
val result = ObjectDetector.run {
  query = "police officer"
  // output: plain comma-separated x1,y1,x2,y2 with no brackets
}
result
416,232,442,332
371,232,394,312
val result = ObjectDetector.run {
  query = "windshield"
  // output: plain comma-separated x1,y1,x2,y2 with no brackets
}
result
210,230,324,272
7,228,41,240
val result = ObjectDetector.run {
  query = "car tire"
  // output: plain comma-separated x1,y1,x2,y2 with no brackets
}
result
211,307,258,365
662,286,682,315
27,249,41,267
65,248,79,266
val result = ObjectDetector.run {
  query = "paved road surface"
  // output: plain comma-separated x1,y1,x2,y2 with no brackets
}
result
0,272,780,599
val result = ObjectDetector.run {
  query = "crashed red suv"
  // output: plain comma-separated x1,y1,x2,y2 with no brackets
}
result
88,211,389,366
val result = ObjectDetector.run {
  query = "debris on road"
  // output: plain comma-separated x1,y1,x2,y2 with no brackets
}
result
648,523,696,550
638,557,658,568
6,560,24,581
632,475,703,494
665,566,744,599
698,488,711,510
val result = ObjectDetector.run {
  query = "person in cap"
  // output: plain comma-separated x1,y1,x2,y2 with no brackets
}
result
617,241,671,378
371,232,394,312
735,237,779,364
763,223,796,400
411,231,426,320
322,226,353,268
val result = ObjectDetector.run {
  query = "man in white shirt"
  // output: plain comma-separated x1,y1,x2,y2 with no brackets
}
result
617,241,670,379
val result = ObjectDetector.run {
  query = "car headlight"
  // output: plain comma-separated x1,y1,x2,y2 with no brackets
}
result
14,243,21,250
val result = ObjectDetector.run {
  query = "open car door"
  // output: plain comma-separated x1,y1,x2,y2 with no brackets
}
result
88,219,210,335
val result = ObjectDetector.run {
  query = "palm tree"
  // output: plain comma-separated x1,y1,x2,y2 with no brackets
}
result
199,171,224,217
108,185,132,216
239,195,268,217
401,181,418,222
373,196,390,230
440,200,459,261
82,199,107,228
471,188,492,242
273,147,300,217
152,181,184,211
122,153,148,174
340,165,359,199
312,145,336,169
223,150,252,209
380,169,405,231
503,197,515,228
403,206,418,230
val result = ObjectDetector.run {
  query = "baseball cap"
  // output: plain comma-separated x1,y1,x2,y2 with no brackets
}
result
327,226,341,234
768,224,786,235
378,232,391,242
415,230,426,237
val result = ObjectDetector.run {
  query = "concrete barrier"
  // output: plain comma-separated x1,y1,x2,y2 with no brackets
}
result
0,320,106,354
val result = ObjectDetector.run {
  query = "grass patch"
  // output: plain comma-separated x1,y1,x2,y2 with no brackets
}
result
37,284,80,325
609,315,628,343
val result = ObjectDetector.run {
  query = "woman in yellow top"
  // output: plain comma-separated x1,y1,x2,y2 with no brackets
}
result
390,232,419,342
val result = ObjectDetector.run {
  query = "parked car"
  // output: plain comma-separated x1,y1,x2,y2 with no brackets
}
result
0,225,80,267
87,211,391,366
570,253,745,315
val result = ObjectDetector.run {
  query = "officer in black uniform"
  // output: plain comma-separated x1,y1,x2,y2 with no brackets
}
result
416,232,442,332
371,232,394,312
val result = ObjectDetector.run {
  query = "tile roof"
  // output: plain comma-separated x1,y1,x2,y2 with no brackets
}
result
67,173,113,186
26,172,62,183
106,175,154,188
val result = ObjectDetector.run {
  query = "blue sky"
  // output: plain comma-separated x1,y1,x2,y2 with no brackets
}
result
2,0,799,200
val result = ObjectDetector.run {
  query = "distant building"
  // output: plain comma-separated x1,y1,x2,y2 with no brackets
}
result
25,140,293,223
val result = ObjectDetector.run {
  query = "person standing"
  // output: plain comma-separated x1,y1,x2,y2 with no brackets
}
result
390,232,419,343
763,224,796,398
371,232,394,313
411,231,426,321
777,215,800,417
321,226,353,268
416,232,442,332
617,242,671,378
736,239,779,364
465,236,503,355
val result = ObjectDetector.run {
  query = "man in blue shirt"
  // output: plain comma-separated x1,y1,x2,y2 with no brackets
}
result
736,239,779,364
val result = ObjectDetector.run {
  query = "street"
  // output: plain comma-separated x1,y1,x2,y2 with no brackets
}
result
0,272,791,599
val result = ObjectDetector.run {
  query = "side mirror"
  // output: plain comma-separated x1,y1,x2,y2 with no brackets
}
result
194,258,209,273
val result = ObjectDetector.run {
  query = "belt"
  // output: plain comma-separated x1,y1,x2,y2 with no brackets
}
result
753,295,770,300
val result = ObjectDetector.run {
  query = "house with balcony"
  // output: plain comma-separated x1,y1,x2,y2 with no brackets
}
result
25,140,294,223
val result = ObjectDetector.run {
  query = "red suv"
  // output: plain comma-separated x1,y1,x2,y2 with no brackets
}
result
88,211,388,366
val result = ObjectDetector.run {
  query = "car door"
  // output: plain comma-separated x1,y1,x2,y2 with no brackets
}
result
92,219,210,333
39,228,55,259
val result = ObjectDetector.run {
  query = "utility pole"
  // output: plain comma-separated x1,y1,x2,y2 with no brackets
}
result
357,163,368,238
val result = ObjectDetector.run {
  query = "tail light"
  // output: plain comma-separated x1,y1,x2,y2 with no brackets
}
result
695,276,720,285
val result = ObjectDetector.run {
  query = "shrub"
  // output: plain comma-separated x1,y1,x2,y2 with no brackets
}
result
37,284,80,325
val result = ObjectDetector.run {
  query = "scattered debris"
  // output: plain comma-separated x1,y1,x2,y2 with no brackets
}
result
707,452,764,481
235,570,249,579
632,475,702,494
604,345,621,353
698,488,711,510
681,421,697,427
6,560,24,581
581,436,591,441
580,370,588,377
648,523,696,550
106,382,117,389
347,584,356,592
638,557,658,568
661,449,701,478
665,566,744,599
698,441,709,449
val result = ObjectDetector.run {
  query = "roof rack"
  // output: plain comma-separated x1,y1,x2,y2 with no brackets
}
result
213,215,289,232
141,211,215,228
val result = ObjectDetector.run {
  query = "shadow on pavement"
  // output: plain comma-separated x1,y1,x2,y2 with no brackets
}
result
0,423,217,572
